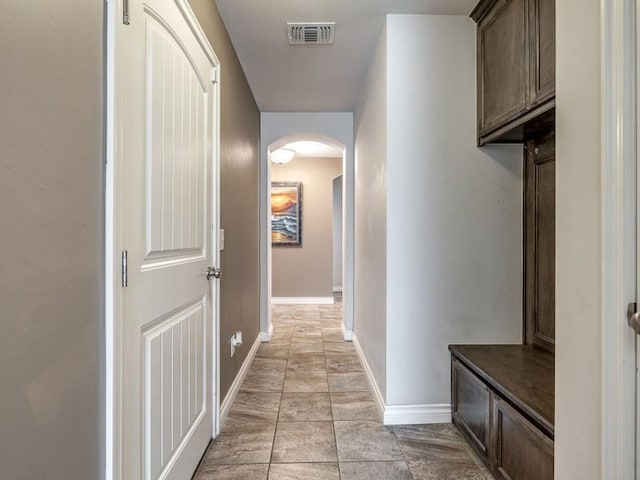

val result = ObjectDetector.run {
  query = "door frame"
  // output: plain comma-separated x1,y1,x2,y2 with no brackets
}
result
601,0,637,477
105,1,222,479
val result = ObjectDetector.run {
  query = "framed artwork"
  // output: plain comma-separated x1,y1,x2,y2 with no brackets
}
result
271,181,303,246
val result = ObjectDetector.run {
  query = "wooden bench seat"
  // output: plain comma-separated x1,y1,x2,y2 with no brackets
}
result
449,344,554,480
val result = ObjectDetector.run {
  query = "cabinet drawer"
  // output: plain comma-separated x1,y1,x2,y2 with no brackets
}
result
452,358,491,458
492,396,554,480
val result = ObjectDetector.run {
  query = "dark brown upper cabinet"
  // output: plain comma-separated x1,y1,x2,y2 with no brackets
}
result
529,0,555,107
471,0,555,145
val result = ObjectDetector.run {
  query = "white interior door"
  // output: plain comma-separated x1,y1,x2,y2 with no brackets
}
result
116,0,219,478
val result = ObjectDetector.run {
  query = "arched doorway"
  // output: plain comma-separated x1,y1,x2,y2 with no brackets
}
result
260,126,355,342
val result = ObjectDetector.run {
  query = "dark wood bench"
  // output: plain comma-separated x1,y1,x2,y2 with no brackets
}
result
449,344,554,480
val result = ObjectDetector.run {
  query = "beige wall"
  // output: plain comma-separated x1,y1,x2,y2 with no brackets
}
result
555,0,602,477
190,0,261,401
272,157,342,298
0,1,104,478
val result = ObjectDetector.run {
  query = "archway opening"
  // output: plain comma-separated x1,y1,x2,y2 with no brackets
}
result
265,133,348,340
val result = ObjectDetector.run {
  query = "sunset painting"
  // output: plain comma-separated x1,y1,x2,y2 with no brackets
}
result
271,182,302,246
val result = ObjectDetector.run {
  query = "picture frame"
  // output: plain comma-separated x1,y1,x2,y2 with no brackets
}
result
271,181,303,246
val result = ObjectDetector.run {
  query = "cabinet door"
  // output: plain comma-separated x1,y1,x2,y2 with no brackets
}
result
452,359,491,459
491,397,554,480
529,0,555,106
524,131,555,352
478,0,528,136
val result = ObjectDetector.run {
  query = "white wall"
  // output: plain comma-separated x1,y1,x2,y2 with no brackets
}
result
354,15,523,413
384,14,523,407
555,0,602,477
260,113,355,336
354,23,388,399
333,175,343,292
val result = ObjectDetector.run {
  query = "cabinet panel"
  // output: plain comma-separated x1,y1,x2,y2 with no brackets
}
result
452,358,491,458
524,131,555,351
492,398,554,480
529,0,555,105
534,160,555,343
478,0,528,135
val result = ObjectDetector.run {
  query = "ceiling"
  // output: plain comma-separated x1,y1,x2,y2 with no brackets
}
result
215,0,477,112
280,140,344,158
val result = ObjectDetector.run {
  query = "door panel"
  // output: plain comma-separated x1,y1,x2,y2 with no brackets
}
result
144,300,206,479
492,398,554,480
118,1,219,479
145,13,208,266
452,359,491,459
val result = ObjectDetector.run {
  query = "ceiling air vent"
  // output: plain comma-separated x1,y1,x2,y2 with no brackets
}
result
287,22,336,45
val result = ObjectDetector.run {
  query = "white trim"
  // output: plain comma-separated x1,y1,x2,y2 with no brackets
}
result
601,0,637,478
383,404,452,425
352,333,385,420
341,322,353,342
353,333,450,425
173,0,218,66
219,334,262,425
105,2,117,479
260,323,274,342
271,297,335,305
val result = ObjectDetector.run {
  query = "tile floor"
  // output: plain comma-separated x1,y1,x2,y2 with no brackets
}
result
194,302,493,480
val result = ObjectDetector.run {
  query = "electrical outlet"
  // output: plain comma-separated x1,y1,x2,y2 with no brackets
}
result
230,331,243,357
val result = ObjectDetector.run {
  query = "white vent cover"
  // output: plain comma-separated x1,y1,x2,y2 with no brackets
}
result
287,22,336,45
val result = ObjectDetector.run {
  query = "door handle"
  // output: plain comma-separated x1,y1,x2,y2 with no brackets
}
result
627,303,640,335
207,266,222,280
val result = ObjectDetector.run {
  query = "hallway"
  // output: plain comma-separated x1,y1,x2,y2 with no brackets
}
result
194,302,492,479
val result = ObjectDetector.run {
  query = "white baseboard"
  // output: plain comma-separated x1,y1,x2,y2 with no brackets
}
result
352,333,385,421
271,297,335,305
219,334,261,425
260,323,274,342
341,322,353,342
383,404,452,425
352,333,452,426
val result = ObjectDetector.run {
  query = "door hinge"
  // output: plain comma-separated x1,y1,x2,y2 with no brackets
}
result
211,67,219,84
121,250,128,287
123,0,130,25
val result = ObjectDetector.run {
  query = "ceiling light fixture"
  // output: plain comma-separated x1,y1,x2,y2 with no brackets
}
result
271,148,296,165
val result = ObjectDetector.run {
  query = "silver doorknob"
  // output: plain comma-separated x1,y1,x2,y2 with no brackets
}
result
207,266,222,280
628,303,640,335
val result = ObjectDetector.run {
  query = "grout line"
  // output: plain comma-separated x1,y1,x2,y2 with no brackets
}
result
392,426,416,480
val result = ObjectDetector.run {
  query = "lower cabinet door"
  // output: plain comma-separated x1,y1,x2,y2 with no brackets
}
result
491,397,554,480
452,359,491,459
